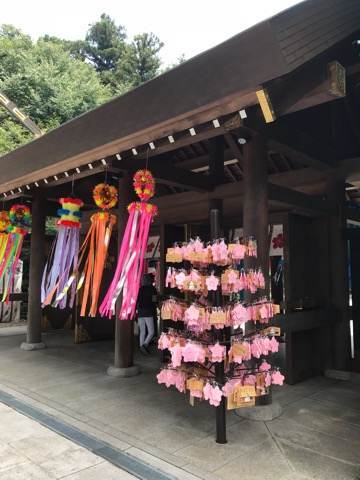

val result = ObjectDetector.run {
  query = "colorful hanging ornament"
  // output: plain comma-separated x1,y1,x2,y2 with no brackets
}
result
0,211,10,232
93,183,118,210
133,169,155,201
100,170,158,320
74,184,117,317
41,198,83,309
0,211,10,264
0,205,31,302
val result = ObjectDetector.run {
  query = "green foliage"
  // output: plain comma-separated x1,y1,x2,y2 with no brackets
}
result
83,13,126,71
0,116,31,156
0,14,180,156
116,33,164,87
0,28,111,128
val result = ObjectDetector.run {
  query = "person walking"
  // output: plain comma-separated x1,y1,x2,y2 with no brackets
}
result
137,274,157,354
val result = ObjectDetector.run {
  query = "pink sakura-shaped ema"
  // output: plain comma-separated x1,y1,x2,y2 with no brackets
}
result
175,271,186,288
182,342,204,363
259,360,272,372
193,237,204,253
269,337,279,353
185,305,200,324
169,344,183,368
206,273,219,291
209,342,225,362
244,374,257,386
232,243,246,261
203,383,223,407
231,303,247,325
218,240,228,263
271,370,285,386
227,270,238,285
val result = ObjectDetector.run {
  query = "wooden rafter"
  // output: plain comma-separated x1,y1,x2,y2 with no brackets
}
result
224,132,244,172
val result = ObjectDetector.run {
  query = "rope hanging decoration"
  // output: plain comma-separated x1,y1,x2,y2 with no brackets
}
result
100,169,158,320
0,205,31,302
41,197,83,309
73,183,117,317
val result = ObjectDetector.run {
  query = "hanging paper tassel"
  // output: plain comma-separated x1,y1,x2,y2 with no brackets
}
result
74,183,117,317
41,198,83,309
100,170,158,320
0,205,31,302
0,211,10,263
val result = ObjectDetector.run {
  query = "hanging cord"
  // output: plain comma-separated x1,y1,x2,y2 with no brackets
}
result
104,164,108,184
145,146,150,171
71,174,75,197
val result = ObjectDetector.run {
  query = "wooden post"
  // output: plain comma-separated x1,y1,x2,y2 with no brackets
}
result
327,178,351,370
209,137,225,188
209,138,227,443
107,172,139,377
21,192,46,351
243,133,269,289
242,132,272,406
209,199,227,444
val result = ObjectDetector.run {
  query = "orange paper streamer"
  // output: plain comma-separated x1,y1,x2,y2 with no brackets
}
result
76,212,116,317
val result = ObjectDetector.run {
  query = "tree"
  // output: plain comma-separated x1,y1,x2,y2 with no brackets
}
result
71,16,164,91
116,33,164,87
0,25,112,154
0,117,31,156
68,13,127,74
0,18,167,155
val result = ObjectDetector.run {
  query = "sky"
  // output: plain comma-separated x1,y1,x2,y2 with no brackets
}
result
2,0,303,66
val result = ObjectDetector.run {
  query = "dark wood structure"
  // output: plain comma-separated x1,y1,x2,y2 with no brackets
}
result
2,0,360,380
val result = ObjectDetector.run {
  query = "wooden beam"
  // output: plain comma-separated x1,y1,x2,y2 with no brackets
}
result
130,114,245,162
265,60,346,117
0,88,256,194
344,206,360,223
151,165,210,192
150,167,334,224
224,132,244,172
0,92,43,137
114,151,212,192
245,107,335,170
268,183,332,214
42,165,117,188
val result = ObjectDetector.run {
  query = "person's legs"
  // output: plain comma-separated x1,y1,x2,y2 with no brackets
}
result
138,317,146,347
143,316,155,347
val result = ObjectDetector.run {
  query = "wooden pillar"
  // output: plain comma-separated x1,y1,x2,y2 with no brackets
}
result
209,137,225,188
243,133,269,289
327,178,351,370
242,133,272,405
21,192,46,350
107,172,139,376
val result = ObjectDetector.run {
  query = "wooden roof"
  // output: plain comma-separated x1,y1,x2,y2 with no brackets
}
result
1,0,360,194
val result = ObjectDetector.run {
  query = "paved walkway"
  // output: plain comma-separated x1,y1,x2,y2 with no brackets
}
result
0,402,135,479
0,327,360,480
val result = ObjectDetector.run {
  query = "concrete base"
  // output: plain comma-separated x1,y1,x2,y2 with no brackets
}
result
20,342,46,351
235,401,282,421
324,369,351,381
106,365,140,378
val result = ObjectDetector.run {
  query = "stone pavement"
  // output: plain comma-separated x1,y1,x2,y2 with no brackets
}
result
0,401,135,479
0,327,360,480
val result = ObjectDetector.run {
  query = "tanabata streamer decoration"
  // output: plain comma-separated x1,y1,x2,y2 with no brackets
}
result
75,184,117,317
100,170,158,320
42,198,83,309
0,211,10,262
0,205,31,302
